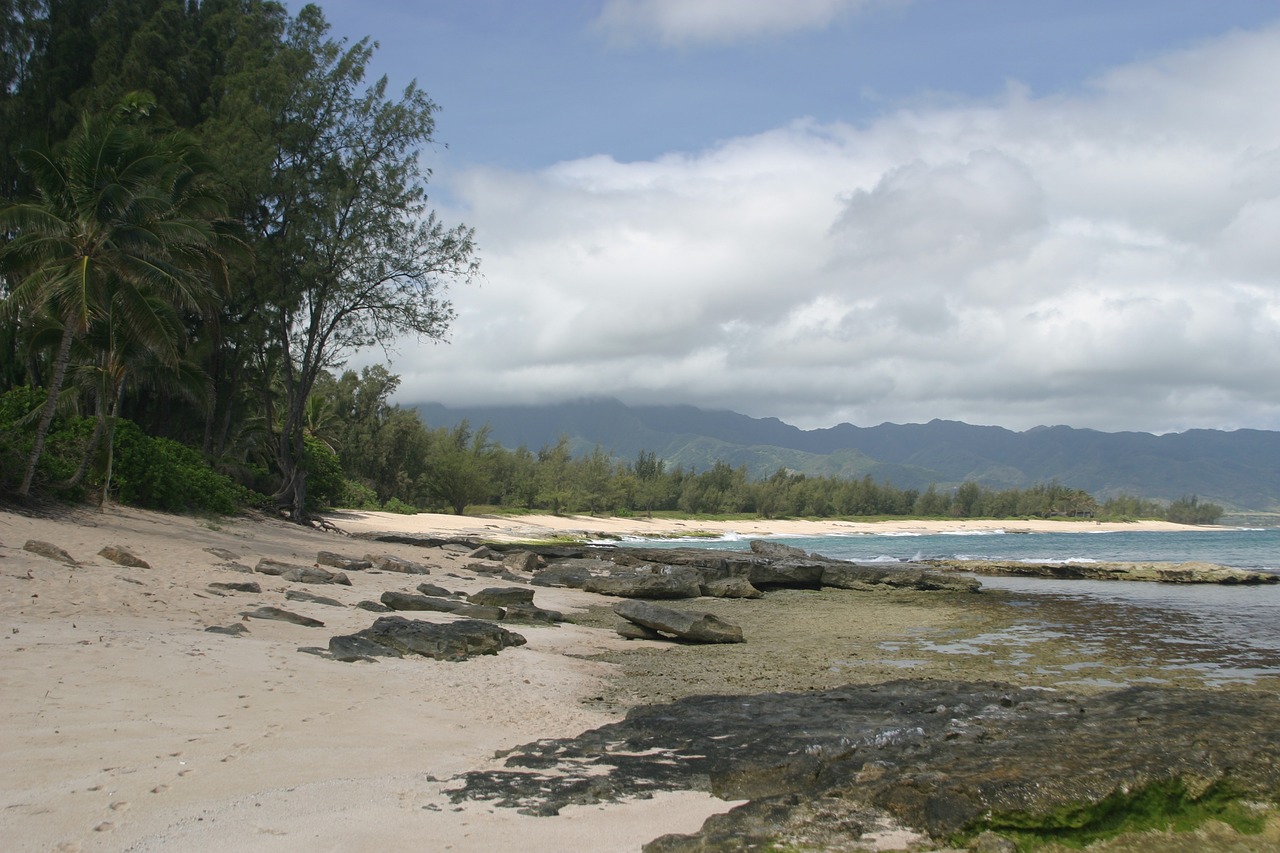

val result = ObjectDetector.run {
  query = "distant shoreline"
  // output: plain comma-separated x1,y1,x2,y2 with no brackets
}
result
321,509,1218,543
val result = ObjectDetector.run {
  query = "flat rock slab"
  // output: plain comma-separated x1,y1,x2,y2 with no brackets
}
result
585,568,704,599
469,586,536,607
255,559,351,585
285,589,345,607
614,600,744,644
239,606,325,628
450,679,1280,851
317,551,372,571
364,553,431,574
330,615,526,662
208,581,261,593
925,558,1279,584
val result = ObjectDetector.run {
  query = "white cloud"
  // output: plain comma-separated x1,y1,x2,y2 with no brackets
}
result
593,0,889,46
385,22,1280,434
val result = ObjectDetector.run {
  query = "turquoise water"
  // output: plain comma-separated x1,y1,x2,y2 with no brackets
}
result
617,526,1280,687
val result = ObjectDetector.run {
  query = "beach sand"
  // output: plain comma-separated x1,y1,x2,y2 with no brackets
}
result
0,506,1206,852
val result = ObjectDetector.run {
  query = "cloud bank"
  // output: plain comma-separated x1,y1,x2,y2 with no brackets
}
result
392,23,1280,434
593,0,886,45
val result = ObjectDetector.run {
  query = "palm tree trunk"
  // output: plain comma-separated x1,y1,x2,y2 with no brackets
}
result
18,316,76,497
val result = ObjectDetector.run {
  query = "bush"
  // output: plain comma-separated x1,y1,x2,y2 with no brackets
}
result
302,434,345,511
339,479,380,510
111,419,244,513
382,496,418,514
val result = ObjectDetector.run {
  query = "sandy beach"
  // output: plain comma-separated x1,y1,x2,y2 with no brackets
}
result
0,506,1217,852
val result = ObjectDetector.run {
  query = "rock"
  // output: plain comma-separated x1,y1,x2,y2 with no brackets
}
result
332,615,526,661
701,577,763,599
531,559,616,588
380,591,463,613
254,558,297,575
925,558,1278,585
584,566,704,599
255,559,350,585
364,553,431,574
316,551,372,571
329,633,403,662
468,587,536,607
467,561,506,575
448,680,1280,849
746,559,825,589
614,600,744,644
822,563,982,593
23,540,76,565
503,551,542,573
238,607,325,627
454,604,507,620
204,624,249,636
971,831,1019,853
98,545,150,569
748,540,809,560
204,547,240,561
502,603,565,624
356,600,393,613
468,546,495,559
285,589,345,607
208,581,261,593
416,582,462,598
617,621,666,640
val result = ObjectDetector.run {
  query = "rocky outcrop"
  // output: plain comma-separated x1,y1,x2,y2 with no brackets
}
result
925,558,1279,584
530,559,616,589
584,566,704,599
614,600,744,644
208,581,261,593
329,615,526,662
98,545,150,569
363,553,431,574
822,563,982,592
468,586,536,607
316,551,372,571
450,679,1280,850
379,591,504,620
285,589,345,607
700,577,762,599
254,559,351,585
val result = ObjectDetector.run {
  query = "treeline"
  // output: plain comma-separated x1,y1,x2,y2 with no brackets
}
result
0,1,477,517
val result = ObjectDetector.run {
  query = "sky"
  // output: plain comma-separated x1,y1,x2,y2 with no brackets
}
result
303,0,1280,434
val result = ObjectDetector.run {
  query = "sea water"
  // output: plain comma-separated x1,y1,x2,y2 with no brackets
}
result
618,526,1280,687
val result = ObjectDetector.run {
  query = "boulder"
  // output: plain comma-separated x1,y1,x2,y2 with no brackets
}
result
23,540,76,565
317,551,372,571
748,540,809,560
467,561,506,575
329,633,402,662
746,559,825,589
380,591,464,613
468,586,536,607
617,621,666,641
364,553,431,574
98,545,150,569
416,582,463,598
204,547,240,561
502,603,565,624
613,600,744,644
584,566,704,599
255,559,350,585
700,577,762,599
333,615,526,661
531,559,615,589
238,606,324,627
356,600,393,613
502,551,542,573
204,623,249,636
821,563,982,593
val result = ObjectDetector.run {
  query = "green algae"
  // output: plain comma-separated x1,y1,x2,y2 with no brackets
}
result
962,779,1270,851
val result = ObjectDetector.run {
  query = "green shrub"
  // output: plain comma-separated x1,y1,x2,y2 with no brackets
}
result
339,479,380,509
111,419,244,513
382,496,418,514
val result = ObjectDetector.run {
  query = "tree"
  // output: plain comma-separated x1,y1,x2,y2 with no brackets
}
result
214,6,477,520
0,98,229,497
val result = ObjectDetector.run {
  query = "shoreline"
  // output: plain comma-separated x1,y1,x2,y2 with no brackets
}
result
321,509,1215,542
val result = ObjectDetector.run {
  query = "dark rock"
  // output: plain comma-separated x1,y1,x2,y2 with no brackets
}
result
380,591,464,612
449,680,1280,849
416,582,463,598
255,559,350,586
23,540,76,565
924,558,1278,585
617,621,666,640
333,615,526,661
700,577,763,599
98,545,150,569
614,600,744,644
317,551,373,571
531,559,615,589
204,623,249,636
503,551,542,573
469,587,536,607
584,566,704,599
502,603,565,624
238,606,325,627
286,589,345,607
748,540,809,560
329,633,403,662
208,581,261,593
204,547,240,561
453,604,507,620
821,563,982,593
468,546,495,559
467,561,506,575
356,600,393,613
746,558,825,589
254,558,297,575
364,553,431,574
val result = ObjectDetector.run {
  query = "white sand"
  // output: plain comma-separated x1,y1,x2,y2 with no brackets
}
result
0,506,731,853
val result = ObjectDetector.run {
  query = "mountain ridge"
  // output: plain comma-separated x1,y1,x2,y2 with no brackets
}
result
413,398,1280,512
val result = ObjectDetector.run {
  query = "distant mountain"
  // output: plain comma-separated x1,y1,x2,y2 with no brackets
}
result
413,398,1280,512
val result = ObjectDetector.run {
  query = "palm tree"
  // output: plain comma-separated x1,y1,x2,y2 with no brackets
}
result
0,97,230,497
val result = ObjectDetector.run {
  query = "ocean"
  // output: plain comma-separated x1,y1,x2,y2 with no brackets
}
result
617,526,1280,688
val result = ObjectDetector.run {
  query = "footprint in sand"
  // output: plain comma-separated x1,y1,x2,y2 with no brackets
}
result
109,801,130,812
151,784,170,794
93,821,115,832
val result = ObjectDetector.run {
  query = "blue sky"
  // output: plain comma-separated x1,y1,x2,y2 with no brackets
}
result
300,1,1280,434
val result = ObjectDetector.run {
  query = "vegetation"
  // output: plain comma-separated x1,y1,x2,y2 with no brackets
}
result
0,2,1227,528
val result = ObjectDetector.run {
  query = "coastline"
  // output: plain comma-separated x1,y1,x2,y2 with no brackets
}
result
321,509,1210,542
